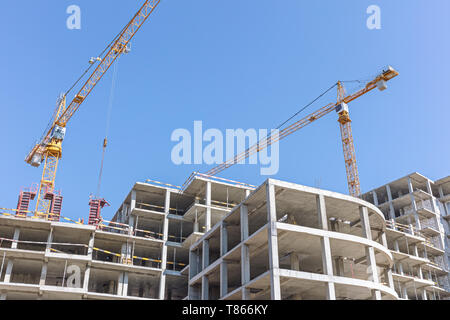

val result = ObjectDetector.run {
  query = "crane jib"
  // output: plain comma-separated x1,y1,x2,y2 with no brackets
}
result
25,0,161,167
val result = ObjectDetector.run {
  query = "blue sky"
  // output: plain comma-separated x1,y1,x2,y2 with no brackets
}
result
1,0,449,221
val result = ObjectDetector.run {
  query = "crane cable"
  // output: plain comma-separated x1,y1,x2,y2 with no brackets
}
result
96,59,119,198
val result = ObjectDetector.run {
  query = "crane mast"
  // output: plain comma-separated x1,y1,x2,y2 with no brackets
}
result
336,81,360,197
26,0,161,217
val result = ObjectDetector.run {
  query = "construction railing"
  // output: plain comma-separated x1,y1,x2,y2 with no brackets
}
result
386,220,444,252
0,236,186,270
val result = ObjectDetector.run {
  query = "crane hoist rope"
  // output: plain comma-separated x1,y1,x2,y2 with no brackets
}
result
96,60,120,198
22,0,162,216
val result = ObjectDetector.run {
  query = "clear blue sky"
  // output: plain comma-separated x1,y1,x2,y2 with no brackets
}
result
1,0,449,221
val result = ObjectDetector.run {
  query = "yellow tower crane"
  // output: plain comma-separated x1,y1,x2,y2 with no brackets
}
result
193,66,399,197
24,0,161,217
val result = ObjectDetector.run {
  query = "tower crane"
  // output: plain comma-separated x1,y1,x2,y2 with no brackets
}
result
21,0,161,219
194,66,399,197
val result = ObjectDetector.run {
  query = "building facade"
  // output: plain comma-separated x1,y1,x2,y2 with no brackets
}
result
361,172,450,300
0,172,449,300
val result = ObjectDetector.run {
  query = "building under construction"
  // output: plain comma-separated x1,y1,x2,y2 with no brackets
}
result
1,172,449,300
3,0,449,302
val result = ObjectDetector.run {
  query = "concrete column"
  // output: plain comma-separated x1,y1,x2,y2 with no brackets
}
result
87,232,94,258
202,240,209,270
412,244,419,257
240,205,249,241
394,240,400,252
317,194,328,231
159,190,171,300
290,253,300,271
426,181,437,213
39,262,48,286
121,243,132,263
220,261,228,298
402,285,408,299
122,272,129,296
11,228,20,249
128,189,137,234
317,193,335,299
83,264,91,293
206,181,212,231
386,185,396,220
421,289,428,300
241,244,250,285
334,257,344,276
201,275,209,300
3,259,13,283
118,272,128,296
417,265,423,279
130,189,136,211
189,250,198,279
220,222,228,256
242,287,250,300
45,228,53,254
193,208,199,233
117,273,123,296
408,177,421,230
120,204,127,223
188,284,200,300
360,206,381,300
372,191,379,206
321,237,336,300
380,232,395,289
129,190,137,233
438,187,449,216
359,207,373,241
398,262,404,275
266,182,281,300
384,267,395,290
